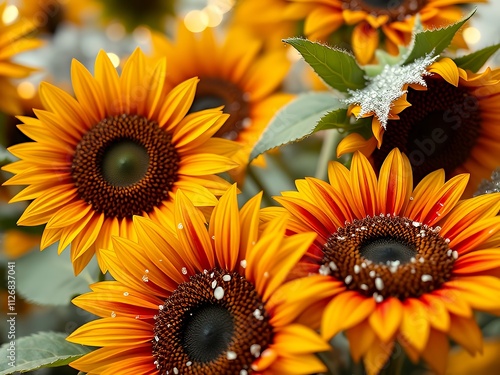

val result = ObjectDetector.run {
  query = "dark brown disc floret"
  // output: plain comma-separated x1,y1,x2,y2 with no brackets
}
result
342,0,427,22
321,215,457,302
71,114,180,218
372,76,481,183
189,78,251,141
152,268,274,375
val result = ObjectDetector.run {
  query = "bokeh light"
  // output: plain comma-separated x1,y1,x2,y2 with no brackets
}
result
184,9,209,33
17,81,36,100
2,4,19,24
106,52,120,68
204,5,223,28
463,26,481,45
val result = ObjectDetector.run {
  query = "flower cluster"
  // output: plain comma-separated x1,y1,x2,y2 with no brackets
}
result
1,1,500,375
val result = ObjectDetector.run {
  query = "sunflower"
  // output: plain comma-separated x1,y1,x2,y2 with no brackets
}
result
267,148,500,375
338,58,500,197
150,23,293,184
66,185,329,374
0,1,44,114
286,0,483,65
2,48,240,275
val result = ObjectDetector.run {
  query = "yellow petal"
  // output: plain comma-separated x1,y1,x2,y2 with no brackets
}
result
428,58,459,87
321,291,376,340
377,149,412,216
350,151,378,217
336,132,377,158
400,298,430,352
368,297,403,342
352,22,379,65
66,317,152,347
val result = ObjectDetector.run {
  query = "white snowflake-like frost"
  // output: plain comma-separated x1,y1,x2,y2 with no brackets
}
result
343,54,437,128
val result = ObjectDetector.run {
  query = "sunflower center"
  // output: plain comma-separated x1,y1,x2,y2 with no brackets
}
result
189,78,251,141
342,0,427,21
101,140,150,187
72,114,180,219
373,77,481,183
153,268,274,374
360,238,417,264
322,215,456,302
183,305,234,363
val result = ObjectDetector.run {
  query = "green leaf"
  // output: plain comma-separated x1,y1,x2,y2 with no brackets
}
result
0,331,92,374
315,108,349,132
284,38,366,92
403,9,476,65
16,243,100,306
453,43,500,72
250,92,346,161
363,47,408,77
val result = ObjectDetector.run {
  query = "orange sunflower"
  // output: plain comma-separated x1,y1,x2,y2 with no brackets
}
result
150,23,293,184
0,1,44,114
67,185,329,374
2,48,240,274
268,148,500,375
286,0,483,64
339,58,500,197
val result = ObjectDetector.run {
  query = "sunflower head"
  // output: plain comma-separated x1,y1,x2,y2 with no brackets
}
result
67,185,329,374
340,57,500,197
287,0,483,64
2,48,240,274
150,22,294,184
270,148,500,375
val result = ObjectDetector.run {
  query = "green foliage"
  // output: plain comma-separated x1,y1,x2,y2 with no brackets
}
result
315,108,350,132
403,9,476,65
284,38,366,92
0,331,91,374
250,93,346,161
16,243,100,306
453,43,500,72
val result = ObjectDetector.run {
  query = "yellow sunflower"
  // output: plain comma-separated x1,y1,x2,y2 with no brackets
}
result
67,185,329,374
2,48,240,274
150,23,293,184
338,58,500,197
267,148,500,375
287,0,483,64
0,1,44,114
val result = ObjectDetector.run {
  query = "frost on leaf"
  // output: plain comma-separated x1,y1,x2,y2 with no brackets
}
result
343,54,437,128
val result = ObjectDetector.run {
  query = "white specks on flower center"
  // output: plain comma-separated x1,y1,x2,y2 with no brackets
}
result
421,274,433,282
214,286,224,300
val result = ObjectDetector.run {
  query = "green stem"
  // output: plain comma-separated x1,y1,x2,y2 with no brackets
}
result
317,351,340,375
379,345,405,375
98,271,107,282
315,129,341,180
245,165,274,207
